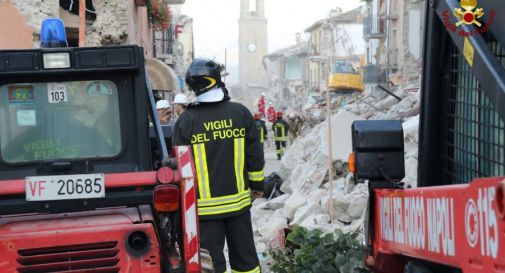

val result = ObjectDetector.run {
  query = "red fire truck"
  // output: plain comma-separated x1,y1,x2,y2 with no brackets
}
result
350,0,505,272
0,19,212,273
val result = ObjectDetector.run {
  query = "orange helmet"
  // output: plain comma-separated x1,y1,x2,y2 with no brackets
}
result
254,113,261,120
276,111,283,118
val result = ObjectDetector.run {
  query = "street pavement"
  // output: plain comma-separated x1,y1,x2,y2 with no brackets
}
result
263,140,282,176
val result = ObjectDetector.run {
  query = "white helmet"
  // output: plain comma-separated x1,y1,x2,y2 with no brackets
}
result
172,94,190,105
156,100,170,109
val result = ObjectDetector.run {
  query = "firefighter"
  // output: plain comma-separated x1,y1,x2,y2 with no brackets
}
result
267,102,276,123
173,58,264,273
254,113,267,149
257,93,265,118
272,111,289,160
288,113,304,144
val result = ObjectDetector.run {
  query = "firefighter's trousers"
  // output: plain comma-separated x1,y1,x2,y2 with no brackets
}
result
275,141,286,159
199,210,260,273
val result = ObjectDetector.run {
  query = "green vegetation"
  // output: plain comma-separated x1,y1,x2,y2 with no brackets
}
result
269,226,370,273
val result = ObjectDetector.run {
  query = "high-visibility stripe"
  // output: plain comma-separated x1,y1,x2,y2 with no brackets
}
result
231,266,261,273
274,124,287,140
198,196,251,215
260,128,264,143
197,190,250,207
239,138,245,191
234,138,245,192
193,143,211,199
248,170,264,181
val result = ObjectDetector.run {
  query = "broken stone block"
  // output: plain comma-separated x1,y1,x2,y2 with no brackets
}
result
257,215,288,242
403,157,418,187
282,192,307,220
290,202,325,226
346,194,368,220
266,194,290,210
376,95,399,111
389,94,417,115
319,110,360,161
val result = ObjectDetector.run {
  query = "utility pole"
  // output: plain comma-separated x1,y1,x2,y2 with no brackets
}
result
324,21,335,223
79,0,86,47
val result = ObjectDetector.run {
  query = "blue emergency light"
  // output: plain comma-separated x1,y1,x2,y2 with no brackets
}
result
40,18,68,48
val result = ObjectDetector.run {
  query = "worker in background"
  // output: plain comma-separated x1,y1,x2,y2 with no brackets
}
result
267,102,276,123
288,113,304,144
273,111,289,160
254,113,267,149
172,93,190,117
257,93,265,118
156,99,174,125
173,58,264,273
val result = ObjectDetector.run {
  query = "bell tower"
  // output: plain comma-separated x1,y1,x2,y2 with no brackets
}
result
239,0,268,95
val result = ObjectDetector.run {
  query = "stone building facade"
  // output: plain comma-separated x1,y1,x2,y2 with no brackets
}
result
363,0,425,85
0,0,193,99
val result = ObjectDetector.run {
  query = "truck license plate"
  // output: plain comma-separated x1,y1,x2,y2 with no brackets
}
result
26,174,105,201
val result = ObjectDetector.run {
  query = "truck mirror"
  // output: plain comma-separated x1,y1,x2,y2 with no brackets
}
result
351,120,405,182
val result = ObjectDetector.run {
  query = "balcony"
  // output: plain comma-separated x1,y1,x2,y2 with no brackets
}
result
363,15,386,39
363,64,386,84
153,28,174,62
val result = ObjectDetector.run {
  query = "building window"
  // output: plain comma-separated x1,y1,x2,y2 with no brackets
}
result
249,0,257,14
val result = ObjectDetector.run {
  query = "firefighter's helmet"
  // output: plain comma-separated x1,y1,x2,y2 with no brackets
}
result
185,58,222,96
276,111,283,118
254,113,261,120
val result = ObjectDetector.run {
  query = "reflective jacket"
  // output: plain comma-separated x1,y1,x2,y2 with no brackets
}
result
173,96,265,220
267,106,276,122
273,118,289,141
255,119,267,144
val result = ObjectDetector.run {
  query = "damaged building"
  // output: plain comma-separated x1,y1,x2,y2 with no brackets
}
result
262,7,365,111
0,0,194,99
363,0,425,87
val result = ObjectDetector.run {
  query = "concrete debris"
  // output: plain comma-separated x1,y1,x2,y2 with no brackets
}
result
319,110,360,161
281,192,307,220
257,214,288,243
290,201,325,226
254,82,420,272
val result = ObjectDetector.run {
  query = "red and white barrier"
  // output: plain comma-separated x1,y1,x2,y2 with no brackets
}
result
174,146,201,273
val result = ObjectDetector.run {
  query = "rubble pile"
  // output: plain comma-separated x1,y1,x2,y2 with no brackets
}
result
253,110,367,270
254,82,421,271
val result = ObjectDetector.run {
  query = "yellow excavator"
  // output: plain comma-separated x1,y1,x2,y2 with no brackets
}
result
328,60,364,92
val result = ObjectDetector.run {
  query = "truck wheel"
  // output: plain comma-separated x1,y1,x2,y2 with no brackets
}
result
404,261,433,273
201,249,214,273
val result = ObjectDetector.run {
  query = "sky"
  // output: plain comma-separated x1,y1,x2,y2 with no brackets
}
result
181,0,362,84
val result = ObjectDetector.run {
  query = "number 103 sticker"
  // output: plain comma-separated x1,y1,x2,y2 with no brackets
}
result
47,82,67,103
